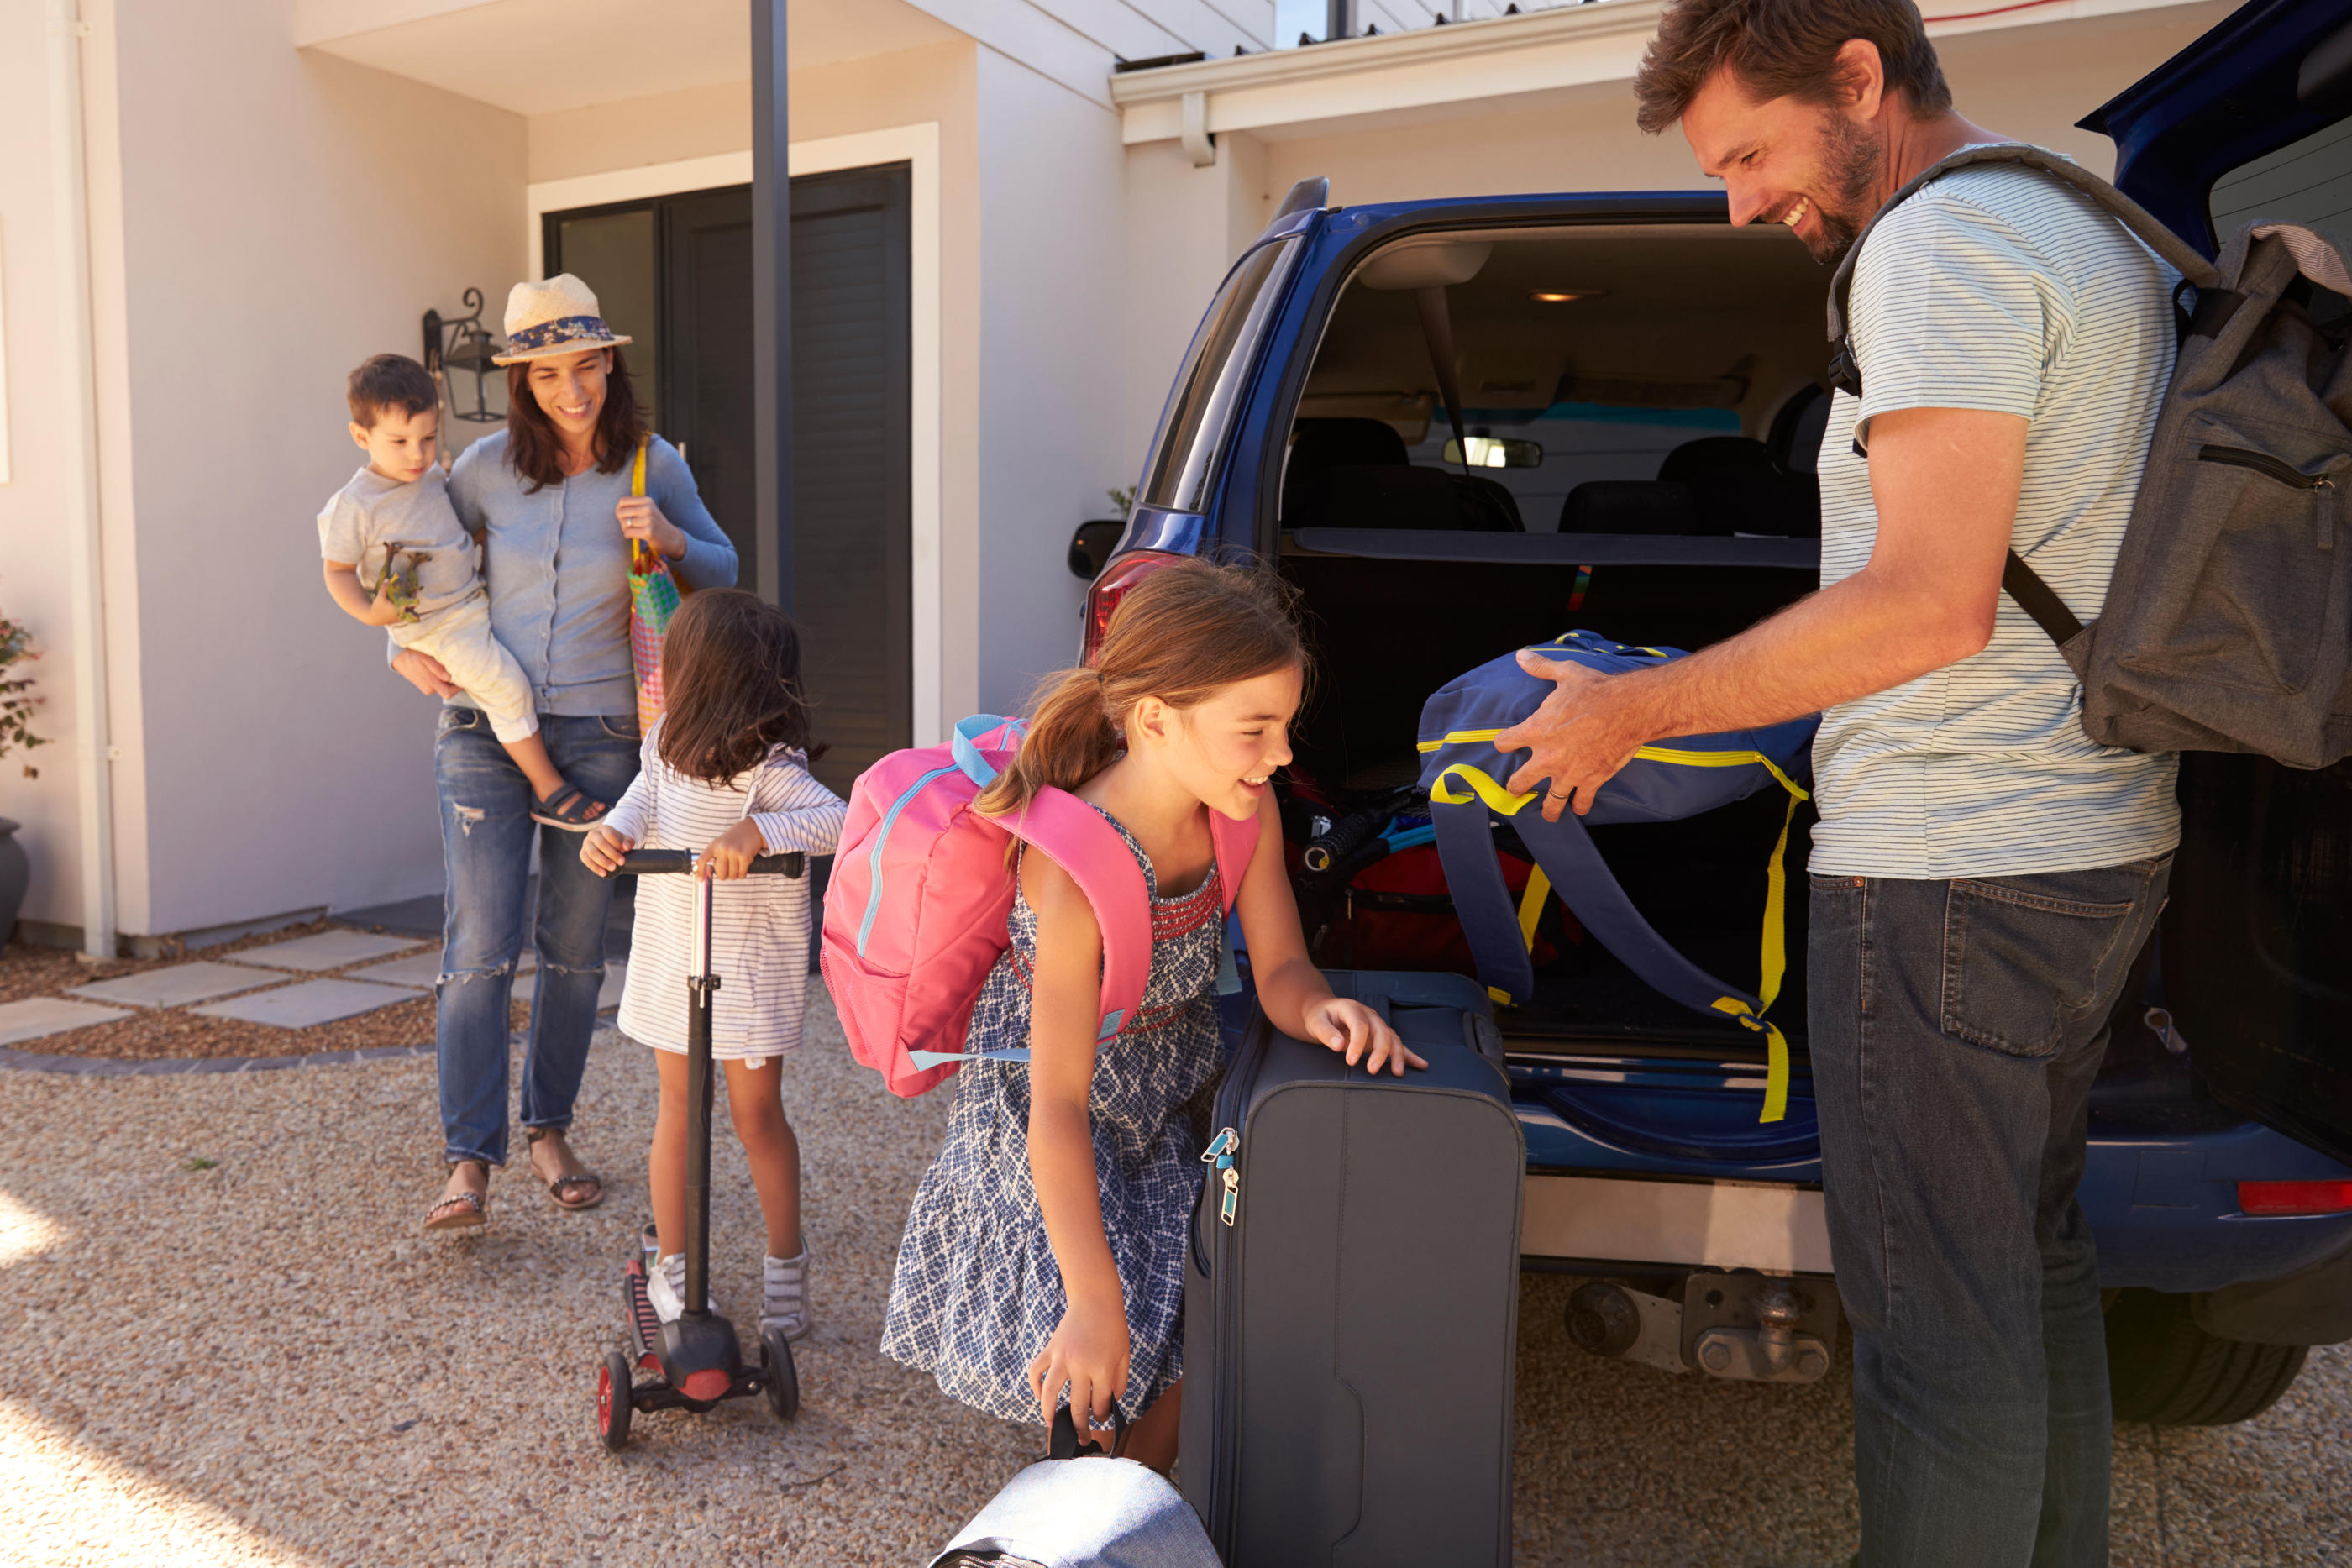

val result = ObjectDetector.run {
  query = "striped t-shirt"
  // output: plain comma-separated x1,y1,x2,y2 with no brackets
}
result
608,725,846,1058
1809,160,2182,879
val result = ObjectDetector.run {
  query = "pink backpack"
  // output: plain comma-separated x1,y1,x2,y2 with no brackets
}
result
821,715,1261,1097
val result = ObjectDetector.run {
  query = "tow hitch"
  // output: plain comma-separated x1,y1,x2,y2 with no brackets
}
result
1566,1271,1840,1384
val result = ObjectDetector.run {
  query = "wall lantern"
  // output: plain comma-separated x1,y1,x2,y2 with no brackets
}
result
422,287,504,425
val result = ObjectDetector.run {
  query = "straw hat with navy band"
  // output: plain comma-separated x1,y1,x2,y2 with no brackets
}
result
491,274,633,365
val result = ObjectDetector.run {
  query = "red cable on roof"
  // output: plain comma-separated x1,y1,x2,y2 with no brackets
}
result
1924,0,2078,24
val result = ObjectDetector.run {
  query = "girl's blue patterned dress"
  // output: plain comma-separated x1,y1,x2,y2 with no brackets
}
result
880,805,1226,1426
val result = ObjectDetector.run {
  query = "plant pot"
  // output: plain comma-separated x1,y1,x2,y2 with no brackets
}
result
0,818,26,948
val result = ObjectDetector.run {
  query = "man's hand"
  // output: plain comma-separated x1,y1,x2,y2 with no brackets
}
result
696,819,766,881
581,825,635,877
1494,653,1646,821
617,495,688,561
391,647,460,699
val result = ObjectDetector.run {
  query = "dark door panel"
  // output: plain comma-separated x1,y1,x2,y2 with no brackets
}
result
663,189,759,586
543,166,914,799
2166,753,2352,1167
788,165,913,796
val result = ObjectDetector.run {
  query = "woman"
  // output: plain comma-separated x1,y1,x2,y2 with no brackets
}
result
396,274,738,1230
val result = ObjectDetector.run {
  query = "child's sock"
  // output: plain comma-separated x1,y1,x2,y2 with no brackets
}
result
761,1246,812,1342
645,1251,714,1324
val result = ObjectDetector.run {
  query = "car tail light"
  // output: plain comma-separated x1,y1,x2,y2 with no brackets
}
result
2237,1179,2352,1216
1083,550,1184,665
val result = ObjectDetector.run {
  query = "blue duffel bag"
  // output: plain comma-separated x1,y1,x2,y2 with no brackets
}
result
1417,630,1819,1122
929,1411,1221,1568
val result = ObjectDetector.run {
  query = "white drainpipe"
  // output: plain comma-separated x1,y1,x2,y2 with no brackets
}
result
45,0,115,960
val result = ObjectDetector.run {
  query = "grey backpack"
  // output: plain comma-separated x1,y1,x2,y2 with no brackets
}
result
1828,143,2352,769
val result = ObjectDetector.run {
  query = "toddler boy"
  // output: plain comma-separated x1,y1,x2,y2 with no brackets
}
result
320,354,607,828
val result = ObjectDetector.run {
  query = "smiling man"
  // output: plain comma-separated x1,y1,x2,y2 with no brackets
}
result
1490,2,2184,1563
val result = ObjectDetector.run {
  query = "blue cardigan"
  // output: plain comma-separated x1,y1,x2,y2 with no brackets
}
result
444,433,738,721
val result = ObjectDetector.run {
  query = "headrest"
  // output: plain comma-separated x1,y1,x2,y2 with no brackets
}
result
1658,433,1821,538
1289,417,1410,474
1557,480,1698,535
1659,436,1777,493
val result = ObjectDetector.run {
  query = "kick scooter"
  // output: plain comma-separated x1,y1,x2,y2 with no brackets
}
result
596,848,805,1451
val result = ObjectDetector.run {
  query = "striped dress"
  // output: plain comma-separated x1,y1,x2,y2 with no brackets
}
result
606,724,845,1060
880,807,1226,1427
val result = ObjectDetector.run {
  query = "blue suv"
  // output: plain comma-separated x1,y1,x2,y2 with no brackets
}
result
1079,0,2352,1424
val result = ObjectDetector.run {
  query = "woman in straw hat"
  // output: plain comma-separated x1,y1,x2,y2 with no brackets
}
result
396,274,738,1232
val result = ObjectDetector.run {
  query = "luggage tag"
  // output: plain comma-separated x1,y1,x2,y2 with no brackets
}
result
1202,1127,1240,1226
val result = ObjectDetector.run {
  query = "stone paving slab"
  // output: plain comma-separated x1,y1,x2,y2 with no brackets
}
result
65,962,281,1009
0,997,135,1046
189,978,417,1028
221,929,425,973
346,949,535,989
512,960,627,1011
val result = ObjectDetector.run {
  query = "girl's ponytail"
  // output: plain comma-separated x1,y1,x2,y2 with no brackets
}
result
977,557,1306,818
978,665,1121,817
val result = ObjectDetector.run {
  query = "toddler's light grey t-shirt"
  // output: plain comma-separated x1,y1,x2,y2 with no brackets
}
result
316,464,482,618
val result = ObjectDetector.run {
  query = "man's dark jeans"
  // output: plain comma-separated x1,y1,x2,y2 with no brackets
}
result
1809,856,2171,1568
434,707,641,1168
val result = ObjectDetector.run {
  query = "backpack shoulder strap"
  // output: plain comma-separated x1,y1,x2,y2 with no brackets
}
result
1431,761,1798,1123
1207,807,1263,916
1000,789,1155,1042
1826,142,2219,394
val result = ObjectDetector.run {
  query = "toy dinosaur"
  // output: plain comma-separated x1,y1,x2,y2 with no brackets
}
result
370,543,434,626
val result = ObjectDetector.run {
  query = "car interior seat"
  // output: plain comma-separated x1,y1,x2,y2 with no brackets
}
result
1557,480,1701,534
1658,432,1821,538
1282,417,1524,532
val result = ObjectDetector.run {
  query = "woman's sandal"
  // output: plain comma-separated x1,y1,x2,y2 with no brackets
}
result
530,782,611,832
423,1160,490,1232
525,1126,605,1211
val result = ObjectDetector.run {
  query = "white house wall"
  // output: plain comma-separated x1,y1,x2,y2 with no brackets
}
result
972,44,1129,709
102,2,528,939
0,0,121,941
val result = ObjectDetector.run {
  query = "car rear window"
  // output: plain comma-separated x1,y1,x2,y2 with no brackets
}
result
2211,114,2352,236
1137,237,1302,516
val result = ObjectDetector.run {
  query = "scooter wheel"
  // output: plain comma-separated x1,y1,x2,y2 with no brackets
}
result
598,1351,633,1451
761,1326,800,1423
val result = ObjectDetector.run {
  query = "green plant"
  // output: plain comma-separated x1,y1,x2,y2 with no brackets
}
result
181,1156,219,1172
1107,485,1136,519
0,616,46,780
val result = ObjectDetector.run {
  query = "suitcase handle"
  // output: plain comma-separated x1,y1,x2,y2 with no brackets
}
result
612,849,806,878
1048,1402,1126,1460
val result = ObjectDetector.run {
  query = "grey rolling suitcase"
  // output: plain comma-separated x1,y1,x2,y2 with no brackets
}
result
1179,970,1525,1566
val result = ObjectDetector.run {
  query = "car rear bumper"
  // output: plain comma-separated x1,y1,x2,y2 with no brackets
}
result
1516,1093,2352,1294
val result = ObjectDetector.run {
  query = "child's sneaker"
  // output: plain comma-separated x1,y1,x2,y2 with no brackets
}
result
761,1247,813,1341
645,1251,714,1324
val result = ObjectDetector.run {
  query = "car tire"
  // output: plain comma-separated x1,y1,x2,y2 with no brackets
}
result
2105,1287,2308,1426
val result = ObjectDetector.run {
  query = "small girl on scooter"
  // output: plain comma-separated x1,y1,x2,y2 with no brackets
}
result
881,558,1421,1470
582,589,844,1339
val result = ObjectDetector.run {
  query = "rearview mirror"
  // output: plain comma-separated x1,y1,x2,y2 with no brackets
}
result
1068,519,1126,581
1443,436,1543,469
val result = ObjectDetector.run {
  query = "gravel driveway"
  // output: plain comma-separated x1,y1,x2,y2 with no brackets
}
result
2,996,2344,1565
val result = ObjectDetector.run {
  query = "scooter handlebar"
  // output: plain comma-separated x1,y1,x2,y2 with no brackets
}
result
612,849,807,878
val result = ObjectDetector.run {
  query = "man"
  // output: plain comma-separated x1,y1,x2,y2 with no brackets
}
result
1493,3,2180,1562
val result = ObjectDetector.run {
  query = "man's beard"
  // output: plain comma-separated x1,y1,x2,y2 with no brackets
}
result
1804,112,1882,265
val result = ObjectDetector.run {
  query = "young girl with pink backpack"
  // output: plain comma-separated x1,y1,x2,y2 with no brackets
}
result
835,559,1420,1471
